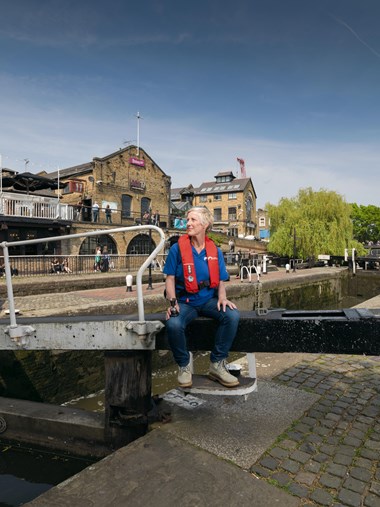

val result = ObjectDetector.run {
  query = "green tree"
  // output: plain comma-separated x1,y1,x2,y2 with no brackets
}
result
267,188,364,258
351,203,380,244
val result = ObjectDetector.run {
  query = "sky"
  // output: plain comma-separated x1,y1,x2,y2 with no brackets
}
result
0,0,379,207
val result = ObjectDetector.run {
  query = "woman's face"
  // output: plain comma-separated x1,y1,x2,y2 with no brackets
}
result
186,211,208,237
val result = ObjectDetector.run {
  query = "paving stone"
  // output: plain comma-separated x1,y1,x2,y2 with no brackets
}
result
269,447,289,459
353,421,371,432
304,460,321,474
310,488,334,506
338,488,363,507
259,456,279,471
360,449,379,460
344,436,363,447
314,453,330,463
333,453,353,466
370,482,380,496
281,459,301,474
350,467,372,482
366,440,380,451
315,426,331,437
343,476,367,494
288,482,309,498
339,445,357,457
305,434,323,445
279,439,298,450
290,450,312,464
249,464,271,478
322,419,338,428
326,435,341,446
299,442,317,454
287,431,304,442
364,493,380,507
327,463,348,478
320,444,337,456
295,471,317,486
357,415,375,425
355,457,374,469
271,472,292,487
349,429,367,440
319,473,341,489
294,423,313,434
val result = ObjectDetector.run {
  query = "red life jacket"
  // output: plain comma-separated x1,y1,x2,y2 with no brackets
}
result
178,234,220,294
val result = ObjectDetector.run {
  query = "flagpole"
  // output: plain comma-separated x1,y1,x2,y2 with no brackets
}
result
135,111,143,156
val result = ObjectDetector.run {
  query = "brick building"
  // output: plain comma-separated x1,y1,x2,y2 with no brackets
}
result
193,171,257,238
46,145,171,256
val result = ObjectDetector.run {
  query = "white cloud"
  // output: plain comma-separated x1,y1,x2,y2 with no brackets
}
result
1,103,378,207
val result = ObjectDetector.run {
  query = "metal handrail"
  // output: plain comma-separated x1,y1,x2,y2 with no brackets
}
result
0,225,166,330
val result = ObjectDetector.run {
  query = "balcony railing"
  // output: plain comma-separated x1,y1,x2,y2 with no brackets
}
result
0,192,74,220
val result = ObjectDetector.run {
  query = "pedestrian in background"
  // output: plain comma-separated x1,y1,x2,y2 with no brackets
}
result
105,204,112,224
92,201,100,222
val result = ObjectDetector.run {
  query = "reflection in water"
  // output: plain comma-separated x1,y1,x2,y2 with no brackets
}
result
0,443,95,507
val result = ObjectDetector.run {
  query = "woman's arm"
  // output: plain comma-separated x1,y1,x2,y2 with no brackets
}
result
165,275,180,320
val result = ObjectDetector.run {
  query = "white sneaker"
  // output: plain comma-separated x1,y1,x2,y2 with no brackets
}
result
209,360,239,387
178,364,192,387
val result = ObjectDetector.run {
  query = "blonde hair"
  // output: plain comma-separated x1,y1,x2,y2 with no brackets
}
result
186,206,214,232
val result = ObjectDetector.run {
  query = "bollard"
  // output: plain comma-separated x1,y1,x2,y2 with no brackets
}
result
126,274,133,292
262,255,267,274
285,263,290,273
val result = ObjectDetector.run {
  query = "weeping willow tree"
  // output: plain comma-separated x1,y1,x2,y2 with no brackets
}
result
267,188,365,258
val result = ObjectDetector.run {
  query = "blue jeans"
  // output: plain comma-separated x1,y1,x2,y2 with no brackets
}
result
165,297,240,367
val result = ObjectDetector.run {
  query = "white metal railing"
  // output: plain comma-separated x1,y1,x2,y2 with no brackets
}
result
0,225,165,342
0,192,74,220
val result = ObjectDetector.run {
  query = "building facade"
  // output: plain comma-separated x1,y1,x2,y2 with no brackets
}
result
45,145,171,256
193,172,257,238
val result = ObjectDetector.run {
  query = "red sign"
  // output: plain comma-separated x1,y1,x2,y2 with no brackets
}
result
129,157,145,167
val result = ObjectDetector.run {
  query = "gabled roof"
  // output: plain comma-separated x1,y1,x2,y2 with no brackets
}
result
171,184,196,200
45,145,169,180
214,171,236,179
46,162,93,180
195,177,256,197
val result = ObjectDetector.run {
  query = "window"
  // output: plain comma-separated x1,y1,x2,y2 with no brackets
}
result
121,194,132,218
213,208,222,221
228,207,237,220
200,195,207,203
79,235,117,255
127,234,155,255
141,197,151,216
228,193,237,200
259,217,266,227
213,194,222,201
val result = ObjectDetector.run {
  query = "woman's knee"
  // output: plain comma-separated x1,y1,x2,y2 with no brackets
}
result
166,317,186,335
222,307,240,325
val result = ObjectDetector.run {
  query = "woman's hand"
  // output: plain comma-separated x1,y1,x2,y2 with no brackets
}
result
166,302,180,320
217,297,237,312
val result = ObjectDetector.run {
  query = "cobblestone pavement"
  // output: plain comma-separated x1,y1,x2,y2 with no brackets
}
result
252,354,380,507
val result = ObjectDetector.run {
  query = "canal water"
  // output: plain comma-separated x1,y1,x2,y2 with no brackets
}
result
0,443,95,507
0,294,368,505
